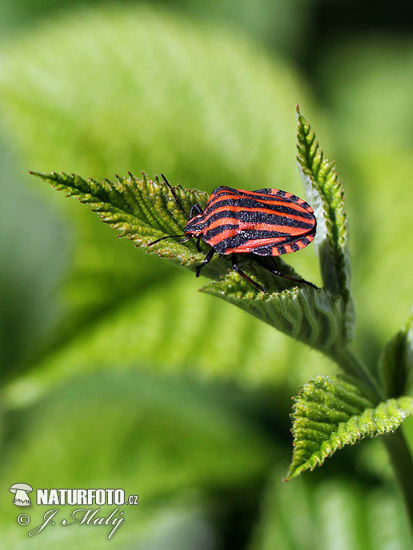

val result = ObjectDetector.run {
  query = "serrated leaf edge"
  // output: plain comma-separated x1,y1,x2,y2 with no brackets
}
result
287,375,413,480
296,108,355,342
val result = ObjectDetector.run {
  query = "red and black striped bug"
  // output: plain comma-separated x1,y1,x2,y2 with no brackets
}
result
149,175,317,293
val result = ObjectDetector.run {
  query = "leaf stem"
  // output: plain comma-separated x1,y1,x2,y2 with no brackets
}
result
383,429,413,540
333,347,384,403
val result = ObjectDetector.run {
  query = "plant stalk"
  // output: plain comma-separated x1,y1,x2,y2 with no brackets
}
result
334,349,413,537
384,429,413,539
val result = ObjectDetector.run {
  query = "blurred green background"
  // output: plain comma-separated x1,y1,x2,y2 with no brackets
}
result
0,0,413,548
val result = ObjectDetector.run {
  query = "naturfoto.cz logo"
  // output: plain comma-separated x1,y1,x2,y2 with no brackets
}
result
36,488,133,506
9,484,139,540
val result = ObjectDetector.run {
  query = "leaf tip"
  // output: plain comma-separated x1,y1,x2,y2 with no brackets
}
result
29,170,48,181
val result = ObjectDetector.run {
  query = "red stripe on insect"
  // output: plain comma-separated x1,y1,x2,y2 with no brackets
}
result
201,205,312,225
202,217,302,234
206,192,310,214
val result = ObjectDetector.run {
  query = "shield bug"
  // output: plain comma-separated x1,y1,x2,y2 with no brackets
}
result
149,175,317,293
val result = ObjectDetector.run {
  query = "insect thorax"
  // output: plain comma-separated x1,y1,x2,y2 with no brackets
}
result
184,214,205,236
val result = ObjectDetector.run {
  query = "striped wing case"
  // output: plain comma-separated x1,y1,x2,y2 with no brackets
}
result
185,186,316,256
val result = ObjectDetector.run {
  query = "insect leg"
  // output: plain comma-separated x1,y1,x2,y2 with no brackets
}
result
255,257,318,290
231,254,267,294
196,248,215,277
196,235,202,252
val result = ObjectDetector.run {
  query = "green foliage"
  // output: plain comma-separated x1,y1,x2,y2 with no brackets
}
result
0,0,311,58
0,4,319,388
31,106,413,486
296,107,354,341
0,370,275,546
19,273,327,393
380,310,413,398
318,39,413,345
31,171,211,270
204,277,344,354
1,371,274,498
287,376,413,479
250,475,412,550
0,155,67,380
1,3,413,546
32,169,349,358
0,5,305,187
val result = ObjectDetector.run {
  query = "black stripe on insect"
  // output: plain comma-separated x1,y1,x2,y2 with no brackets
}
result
148,174,318,293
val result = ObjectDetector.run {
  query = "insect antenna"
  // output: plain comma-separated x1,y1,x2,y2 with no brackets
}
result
161,174,190,219
147,174,195,247
148,234,192,246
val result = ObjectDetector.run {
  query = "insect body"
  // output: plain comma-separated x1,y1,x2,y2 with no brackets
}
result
150,175,317,293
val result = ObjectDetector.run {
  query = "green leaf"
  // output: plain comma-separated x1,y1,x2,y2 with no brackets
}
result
249,473,412,550
14,274,333,394
30,170,343,362
2,371,275,493
203,269,345,354
380,309,413,398
287,375,413,479
32,171,326,300
0,370,275,547
31,171,229,278
0,5,307,188
296,107,355,341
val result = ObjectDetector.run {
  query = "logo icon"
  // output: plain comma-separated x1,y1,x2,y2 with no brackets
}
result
9,483,33,507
